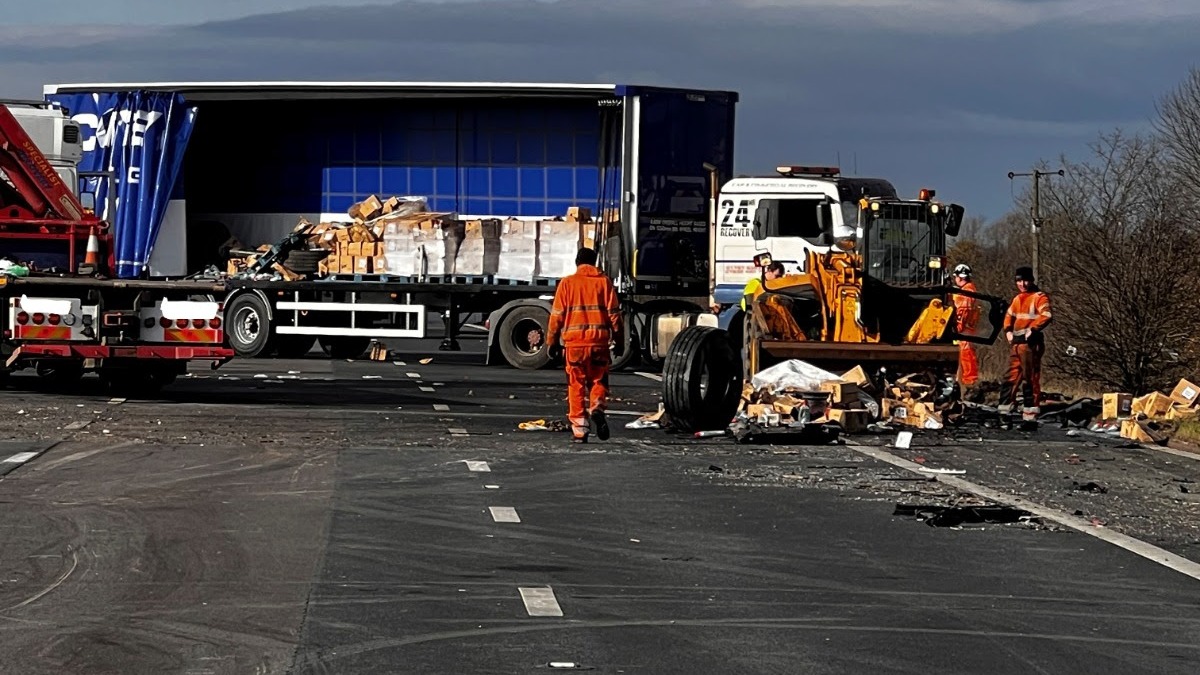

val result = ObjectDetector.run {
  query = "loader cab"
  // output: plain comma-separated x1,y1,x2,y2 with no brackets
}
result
712,166,898,308
859,191,964,287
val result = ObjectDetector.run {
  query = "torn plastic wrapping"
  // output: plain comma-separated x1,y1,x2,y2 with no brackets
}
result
750,359,880,419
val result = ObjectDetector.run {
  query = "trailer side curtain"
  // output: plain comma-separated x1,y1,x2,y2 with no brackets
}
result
46,90,196,278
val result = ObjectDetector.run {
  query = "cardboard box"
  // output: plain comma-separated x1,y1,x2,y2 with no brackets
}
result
349,195,383,221
826,408,870,433
354,256,371,274
820,380,860,405
1132,391,1174,419
1102,393,1133,420
565,206,592,222
373,256,389,273
1168,404,1199,421
1170,379,1200,409
841,366,872,390
1120,418,1169,445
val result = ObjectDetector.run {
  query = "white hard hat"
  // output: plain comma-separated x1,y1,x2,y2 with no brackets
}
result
953,263,972,278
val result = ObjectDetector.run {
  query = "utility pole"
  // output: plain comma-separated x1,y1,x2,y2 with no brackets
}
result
1007,168,1064,280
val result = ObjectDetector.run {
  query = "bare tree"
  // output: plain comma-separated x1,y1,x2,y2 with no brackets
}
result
1041,132,1200,393
1155,67,1200,213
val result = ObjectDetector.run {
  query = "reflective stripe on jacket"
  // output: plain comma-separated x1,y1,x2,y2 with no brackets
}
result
547,264,621,347
1003,290,1052,338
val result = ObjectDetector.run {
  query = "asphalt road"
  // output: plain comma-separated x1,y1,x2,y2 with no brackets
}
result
2,340,1199,674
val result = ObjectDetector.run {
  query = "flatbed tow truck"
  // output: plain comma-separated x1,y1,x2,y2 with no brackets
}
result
1,102,233,391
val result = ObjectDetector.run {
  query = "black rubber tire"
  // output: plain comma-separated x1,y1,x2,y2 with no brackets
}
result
662,326,744,432
498,305,552,370
609,321,638,371
282,248,329,274
274,335,317,358
36,360,85,390
225,293,275,358
319,336,371,360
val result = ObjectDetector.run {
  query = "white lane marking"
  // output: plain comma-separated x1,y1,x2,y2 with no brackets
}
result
407,372,421,378
433,404,450,412
489,506,521,523
393,361,407,366
849,442,1200,582
519,587,563,617
108,397,127,405
448,428,469,436
420,386,436,392
635,372,663,382
464,461,491,472
3,452,38,464
485,484,501,489
362,375,383,380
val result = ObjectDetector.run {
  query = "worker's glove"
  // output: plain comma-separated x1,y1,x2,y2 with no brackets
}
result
548,344,564,361
611,338,625,357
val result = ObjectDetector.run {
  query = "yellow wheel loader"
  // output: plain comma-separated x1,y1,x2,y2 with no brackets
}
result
662,193,1005,432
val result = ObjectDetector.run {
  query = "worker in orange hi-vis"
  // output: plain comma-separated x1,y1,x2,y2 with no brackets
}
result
999,265,1052,425
546,247,622,443
951,263,981,390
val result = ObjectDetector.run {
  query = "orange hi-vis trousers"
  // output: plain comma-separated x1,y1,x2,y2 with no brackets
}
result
958,341,979,386
566,345,610,439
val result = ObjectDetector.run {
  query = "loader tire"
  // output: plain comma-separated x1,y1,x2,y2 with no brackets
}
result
662,326,743,433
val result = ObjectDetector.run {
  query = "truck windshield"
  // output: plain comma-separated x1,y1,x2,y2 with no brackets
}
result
864,202,944,286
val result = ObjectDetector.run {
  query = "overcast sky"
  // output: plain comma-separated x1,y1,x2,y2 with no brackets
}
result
3,0,1198,220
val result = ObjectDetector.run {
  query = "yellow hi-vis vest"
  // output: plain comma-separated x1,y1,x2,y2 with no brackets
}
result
741,277,763,311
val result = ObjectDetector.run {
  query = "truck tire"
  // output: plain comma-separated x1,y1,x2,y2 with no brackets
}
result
274,335,316,358
36,360,84,390
609,322,638,371
226,293,275,358
282,249,329,275
498,305,552,370
319,336,371,360
662,326,743,432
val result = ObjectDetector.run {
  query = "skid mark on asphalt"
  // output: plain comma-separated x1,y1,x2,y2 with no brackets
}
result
3,549,79,612
850,442,1200,583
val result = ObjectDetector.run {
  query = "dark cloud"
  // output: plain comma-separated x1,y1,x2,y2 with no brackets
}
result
2,0,1198,219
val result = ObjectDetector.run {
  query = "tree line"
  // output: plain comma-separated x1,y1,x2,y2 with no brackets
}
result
949,69,1200,395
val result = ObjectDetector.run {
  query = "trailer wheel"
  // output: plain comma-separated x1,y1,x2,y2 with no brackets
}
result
319,336,371,360
226,293,274,358
662,326,743,432
36,360,84,390
609,321,638,371
275,335,316,358
498,305,552,370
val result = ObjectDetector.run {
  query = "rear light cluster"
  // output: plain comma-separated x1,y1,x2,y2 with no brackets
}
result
144,316,223,329
16,312,70,326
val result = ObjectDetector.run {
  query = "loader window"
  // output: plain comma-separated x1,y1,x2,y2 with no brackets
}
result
865,203,944,286
758,198,826,244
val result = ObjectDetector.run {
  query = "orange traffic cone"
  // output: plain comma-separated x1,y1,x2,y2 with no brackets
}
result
82,226,101,273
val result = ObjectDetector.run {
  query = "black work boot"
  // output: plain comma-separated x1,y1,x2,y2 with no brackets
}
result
592,409,610,441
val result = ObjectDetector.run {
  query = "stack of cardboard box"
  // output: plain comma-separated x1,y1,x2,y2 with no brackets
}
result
878,373,946,430
1104,377,1200,444
283,196,612,281
737,365,873,433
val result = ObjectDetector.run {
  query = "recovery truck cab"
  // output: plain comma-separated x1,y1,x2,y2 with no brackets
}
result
0,101,232,392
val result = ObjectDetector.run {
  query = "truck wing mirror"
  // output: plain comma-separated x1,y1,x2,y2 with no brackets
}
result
752,205,771,240
816,200,833,244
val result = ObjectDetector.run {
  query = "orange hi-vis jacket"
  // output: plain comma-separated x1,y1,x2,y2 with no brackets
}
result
953,280,980,333
547,264,621,347
1003,289,1052,340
